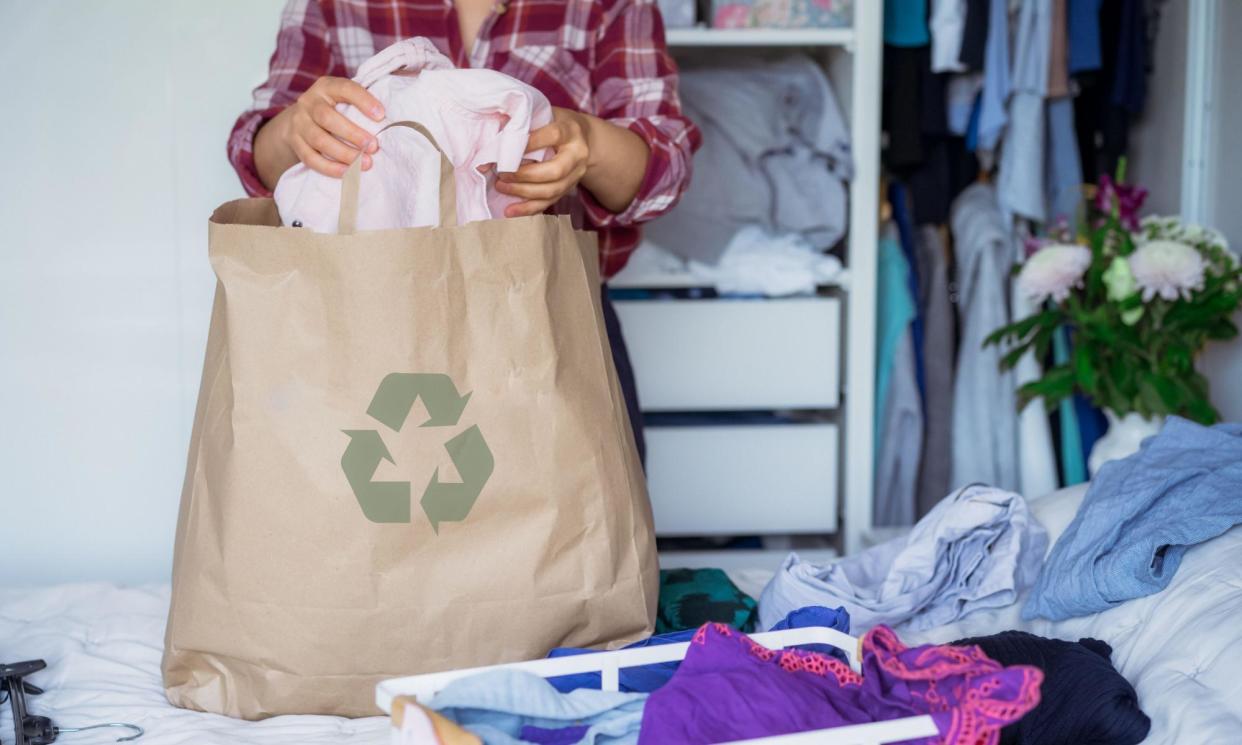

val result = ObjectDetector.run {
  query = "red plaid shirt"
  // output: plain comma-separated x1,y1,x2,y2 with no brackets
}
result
228,0,700,277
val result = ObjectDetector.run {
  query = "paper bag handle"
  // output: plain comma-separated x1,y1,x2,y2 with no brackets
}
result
338,120,458,233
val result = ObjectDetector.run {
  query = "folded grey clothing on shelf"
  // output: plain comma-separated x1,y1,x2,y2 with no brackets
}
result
758,484,1048,632
644,55,852,265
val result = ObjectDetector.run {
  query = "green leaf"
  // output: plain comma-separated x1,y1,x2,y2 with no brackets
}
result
1186,397,1219,425
1073,343,1098,394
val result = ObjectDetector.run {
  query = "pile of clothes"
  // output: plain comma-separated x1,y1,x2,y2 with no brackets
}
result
396,418,1242,743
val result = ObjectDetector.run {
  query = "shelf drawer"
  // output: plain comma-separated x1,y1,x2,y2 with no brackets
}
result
613,297,841,411
645,424,839,535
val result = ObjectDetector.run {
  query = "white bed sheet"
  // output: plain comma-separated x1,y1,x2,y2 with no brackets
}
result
3,484,1240,744
0,584,389,744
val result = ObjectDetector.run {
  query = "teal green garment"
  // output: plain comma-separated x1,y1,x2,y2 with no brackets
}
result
656,568,757,634
885,0,931,47
1053,329,1087,485
875,235,917,457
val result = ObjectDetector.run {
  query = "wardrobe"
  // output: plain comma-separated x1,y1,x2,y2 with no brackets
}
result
611,7,884,561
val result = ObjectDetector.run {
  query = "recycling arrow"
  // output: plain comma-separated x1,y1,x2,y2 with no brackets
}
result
341,372,493,530
367,373,472,430
340,429,411,523
419,424,495,532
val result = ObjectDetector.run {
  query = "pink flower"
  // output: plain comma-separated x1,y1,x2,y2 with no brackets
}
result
1128,240,1207,301
1094,175,1148,231
1017,243,1093,303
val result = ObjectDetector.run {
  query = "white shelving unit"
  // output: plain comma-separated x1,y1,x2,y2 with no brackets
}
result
615,11,882,559
666,26,856,47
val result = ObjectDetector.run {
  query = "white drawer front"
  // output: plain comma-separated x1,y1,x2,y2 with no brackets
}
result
614,298,841,411
645,424,839,535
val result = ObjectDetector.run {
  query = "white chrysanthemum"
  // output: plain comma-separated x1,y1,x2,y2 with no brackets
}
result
1128,240,1207,301
1017,243,1093,303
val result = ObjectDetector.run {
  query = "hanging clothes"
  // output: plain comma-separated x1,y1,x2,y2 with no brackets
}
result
1053,329,1089,486
875,228,922,528
1045,96,1085,225
1075,0,1149,182
997,0,1053,223
1047,0,1072,97
884,0,932,47
1068,0,1104,74
950,183,1021,492
914,226,956,516
1011,238,1061,499
958,0,992,71
976,0,1012,153
930,0,969,72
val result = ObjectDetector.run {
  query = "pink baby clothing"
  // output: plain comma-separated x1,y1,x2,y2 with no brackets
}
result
274,37,552,232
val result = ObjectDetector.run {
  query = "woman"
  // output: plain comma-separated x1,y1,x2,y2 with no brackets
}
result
229,0,700,460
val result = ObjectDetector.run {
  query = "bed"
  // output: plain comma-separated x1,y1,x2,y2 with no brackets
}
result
3,484,1241,743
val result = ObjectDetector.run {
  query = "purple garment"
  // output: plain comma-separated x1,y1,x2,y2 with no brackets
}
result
638,624,1043,745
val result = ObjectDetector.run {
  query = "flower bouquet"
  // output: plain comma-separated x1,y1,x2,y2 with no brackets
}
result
985,167,1242,427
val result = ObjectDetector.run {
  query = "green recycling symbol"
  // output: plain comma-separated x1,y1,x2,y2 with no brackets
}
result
340,373,493,531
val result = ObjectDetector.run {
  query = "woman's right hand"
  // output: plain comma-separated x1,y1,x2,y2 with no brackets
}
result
256,76,386,187
283,76,387,176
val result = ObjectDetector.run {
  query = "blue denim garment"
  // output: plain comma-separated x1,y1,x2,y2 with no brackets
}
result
1024,417,1242,621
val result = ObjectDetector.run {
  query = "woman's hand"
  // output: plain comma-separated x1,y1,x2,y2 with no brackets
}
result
496,106,650,218
496,107,592,217
255,76,386,188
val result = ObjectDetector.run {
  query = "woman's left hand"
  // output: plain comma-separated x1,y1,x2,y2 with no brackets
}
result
496,107,593,217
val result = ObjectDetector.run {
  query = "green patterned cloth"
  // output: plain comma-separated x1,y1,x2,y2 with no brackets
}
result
656,568,758,634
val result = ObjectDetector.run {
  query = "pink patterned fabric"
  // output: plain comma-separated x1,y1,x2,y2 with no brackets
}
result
638,623,1042,745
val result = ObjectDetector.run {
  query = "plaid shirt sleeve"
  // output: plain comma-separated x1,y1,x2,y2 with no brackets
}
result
227,0,340,197
579,0,701,232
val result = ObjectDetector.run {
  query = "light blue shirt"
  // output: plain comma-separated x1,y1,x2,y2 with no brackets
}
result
977,0,1012,151
1024,418,1242,621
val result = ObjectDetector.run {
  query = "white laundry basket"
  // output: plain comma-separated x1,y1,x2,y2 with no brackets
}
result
376,626,938,745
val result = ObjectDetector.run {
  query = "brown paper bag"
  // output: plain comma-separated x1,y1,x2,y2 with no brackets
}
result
162,122,657,719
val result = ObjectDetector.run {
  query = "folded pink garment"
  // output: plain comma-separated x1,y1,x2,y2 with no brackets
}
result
275,37,553,232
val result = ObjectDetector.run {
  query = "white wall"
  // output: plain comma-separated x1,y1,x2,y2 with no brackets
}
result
1128,0,1186,216
1199,1,1242,421
1129,0,1242,422
0,2,286,585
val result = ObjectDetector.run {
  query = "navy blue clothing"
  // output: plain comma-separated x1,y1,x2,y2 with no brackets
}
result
954,631,1149,745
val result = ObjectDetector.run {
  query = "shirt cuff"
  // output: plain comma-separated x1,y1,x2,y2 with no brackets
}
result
578,118,682,229
228,105,287,198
